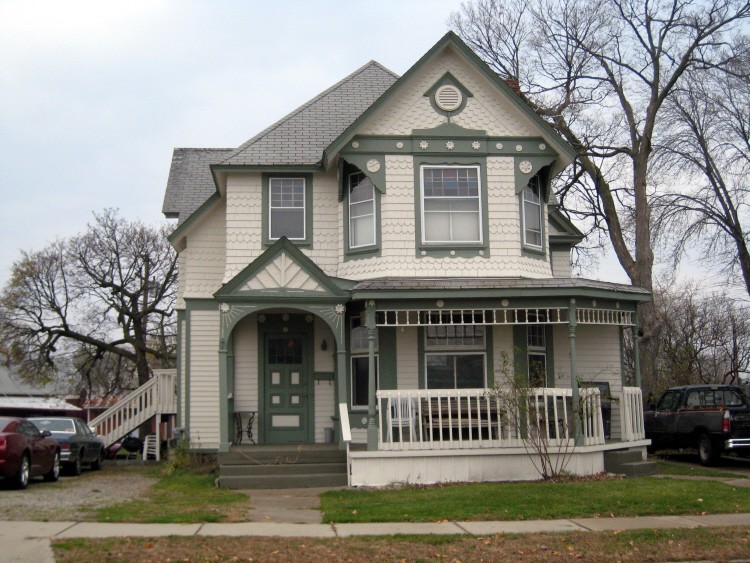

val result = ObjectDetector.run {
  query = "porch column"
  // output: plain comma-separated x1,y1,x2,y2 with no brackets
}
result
568,299,582,445
366,300,378,450
632,320,642,389
218,344,231,452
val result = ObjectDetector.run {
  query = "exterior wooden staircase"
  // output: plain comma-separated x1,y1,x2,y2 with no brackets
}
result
89,369,177,460
217,444,348,489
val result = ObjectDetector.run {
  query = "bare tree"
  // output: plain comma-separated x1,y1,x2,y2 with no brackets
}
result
0,209,177,394
654,64,750,296
450,0,750,386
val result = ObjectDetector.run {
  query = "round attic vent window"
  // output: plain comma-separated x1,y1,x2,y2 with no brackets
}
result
435,85,462,111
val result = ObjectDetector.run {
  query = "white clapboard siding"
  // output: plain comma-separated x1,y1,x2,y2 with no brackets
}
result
314,381,335,443
188,309,221,448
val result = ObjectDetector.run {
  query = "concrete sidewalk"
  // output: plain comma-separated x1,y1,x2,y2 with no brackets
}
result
3,513,750,561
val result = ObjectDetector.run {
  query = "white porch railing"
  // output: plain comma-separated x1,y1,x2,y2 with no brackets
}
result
89,370,177,449
338,403,352,487
619,386,646,441
376,387,609,451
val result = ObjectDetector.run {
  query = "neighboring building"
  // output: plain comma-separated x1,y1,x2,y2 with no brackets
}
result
0,364,81,417
162,32,650,485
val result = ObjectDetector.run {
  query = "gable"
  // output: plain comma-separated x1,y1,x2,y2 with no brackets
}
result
215,237,352,299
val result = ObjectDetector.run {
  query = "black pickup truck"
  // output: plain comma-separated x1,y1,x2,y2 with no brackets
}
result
644,384,750,465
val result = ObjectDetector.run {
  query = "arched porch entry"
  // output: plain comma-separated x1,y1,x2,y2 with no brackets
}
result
217,303,348,451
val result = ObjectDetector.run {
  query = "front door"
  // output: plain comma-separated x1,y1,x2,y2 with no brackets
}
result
264,335,310,443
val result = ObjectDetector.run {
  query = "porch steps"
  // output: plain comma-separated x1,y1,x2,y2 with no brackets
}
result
603,448,657,477
217,445,348,489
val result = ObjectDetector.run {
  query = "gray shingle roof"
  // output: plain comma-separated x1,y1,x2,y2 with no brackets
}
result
219,61,399,166
352,277,650,296
162,148,233,223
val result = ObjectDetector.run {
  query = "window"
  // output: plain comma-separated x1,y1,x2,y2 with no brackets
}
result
425,324,486,389
421,165,482,244
348,172,376,248
523,176,543,248
527,324,547,387
269,177,305,240
350,314,378,409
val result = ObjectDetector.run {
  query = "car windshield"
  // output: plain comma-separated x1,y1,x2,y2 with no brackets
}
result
31,419,75,433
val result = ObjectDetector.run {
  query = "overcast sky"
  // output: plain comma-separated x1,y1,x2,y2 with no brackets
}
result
2,0,715,291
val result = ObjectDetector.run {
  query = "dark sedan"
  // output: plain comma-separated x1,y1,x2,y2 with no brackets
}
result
29,417,105,475
0,416,60,489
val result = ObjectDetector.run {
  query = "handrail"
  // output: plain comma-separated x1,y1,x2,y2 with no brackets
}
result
338,403,352,486
89,370,176,447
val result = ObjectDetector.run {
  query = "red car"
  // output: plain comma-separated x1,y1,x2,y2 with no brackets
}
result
0,416,60,489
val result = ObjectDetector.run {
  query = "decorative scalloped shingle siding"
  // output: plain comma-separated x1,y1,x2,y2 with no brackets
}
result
225,174,263,283
181,204,226,299
337,156,552,280
358,50,535,137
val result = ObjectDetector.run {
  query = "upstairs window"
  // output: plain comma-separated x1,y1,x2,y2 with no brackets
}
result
269,177,306,240
348,172,376,249
421,165,482,244
523,176,543,248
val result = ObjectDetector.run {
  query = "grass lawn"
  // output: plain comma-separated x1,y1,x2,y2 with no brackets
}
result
655,457,748,478
93,469,249,523
320,476,750,523
52,527,750,562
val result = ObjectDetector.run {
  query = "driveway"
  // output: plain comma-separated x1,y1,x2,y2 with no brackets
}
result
0,465,157,521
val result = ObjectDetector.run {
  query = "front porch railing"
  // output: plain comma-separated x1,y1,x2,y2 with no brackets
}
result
620,386,645,441
376,387,608,451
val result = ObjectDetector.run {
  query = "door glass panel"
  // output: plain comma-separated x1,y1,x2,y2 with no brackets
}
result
272,415,300,428
271,372,281,386
271,394,281,405
290,395,300,405
268,337,303,364
290,372,300,385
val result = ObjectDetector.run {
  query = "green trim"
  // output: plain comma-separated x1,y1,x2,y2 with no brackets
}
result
424,72,473,117
545,325,555,387
513,326,526,379
184,299,220,310
341,132,554,158
413,156,490,258
353,286,650,304
184,310,191,434
340,155,386,196
549,208,584,244
168,192,222,245
261,173,314,247
322,31,576,171
215,237,350,299
485,326,495,387
343,168,382,259
314,371,335,381
212,164,321,173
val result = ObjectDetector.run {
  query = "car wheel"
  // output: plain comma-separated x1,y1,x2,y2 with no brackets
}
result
68,452,83,476
698,433,720,466
91,449,104,471
13,454,30,490
44,451,60,482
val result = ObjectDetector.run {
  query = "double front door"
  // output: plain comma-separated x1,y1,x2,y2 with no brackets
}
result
264,335,311,443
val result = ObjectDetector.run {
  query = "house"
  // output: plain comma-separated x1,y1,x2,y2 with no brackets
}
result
0,364,81,417
162,32,651,486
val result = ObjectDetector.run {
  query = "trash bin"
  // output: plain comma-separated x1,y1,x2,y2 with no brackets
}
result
324,427,334,444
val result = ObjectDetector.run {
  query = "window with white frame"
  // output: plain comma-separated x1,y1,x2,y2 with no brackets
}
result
523,175,543,248
527,322,547,387
348,172,376,248
421,165,482,244
269,177,306,240
425,324,486,389
350,314,378,408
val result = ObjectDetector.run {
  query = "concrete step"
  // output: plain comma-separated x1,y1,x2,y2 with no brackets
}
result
219,445,346,466
220,462,346,477
619,460,658,477
219,473,348,489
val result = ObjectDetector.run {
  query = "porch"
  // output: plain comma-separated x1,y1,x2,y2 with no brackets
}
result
340,386,651,486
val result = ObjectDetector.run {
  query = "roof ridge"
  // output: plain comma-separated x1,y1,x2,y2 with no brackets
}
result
219,60,400,165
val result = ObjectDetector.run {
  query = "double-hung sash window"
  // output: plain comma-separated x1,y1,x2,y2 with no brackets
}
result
425,324,486,389
523,176,543,248
350,314,378,409
269,177,306,240
421,165,482,244
348,172,376,248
